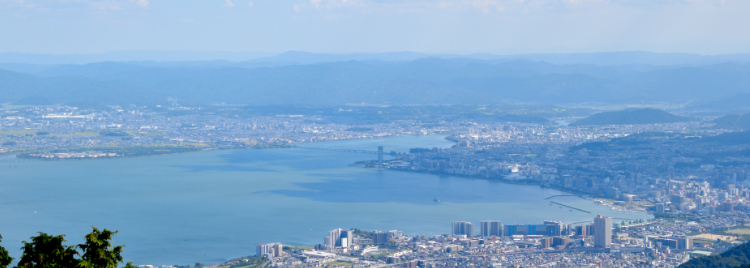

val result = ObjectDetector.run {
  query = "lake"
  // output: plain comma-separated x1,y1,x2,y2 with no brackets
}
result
0,135,650,266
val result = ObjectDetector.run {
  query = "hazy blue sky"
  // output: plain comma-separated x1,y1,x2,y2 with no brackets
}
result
1,0,748,55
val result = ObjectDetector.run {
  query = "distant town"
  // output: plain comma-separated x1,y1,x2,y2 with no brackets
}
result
2,103,750,268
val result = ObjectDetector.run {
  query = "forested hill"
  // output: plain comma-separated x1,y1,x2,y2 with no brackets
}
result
679,242,750,268
712,114,750,130
570,108,694,126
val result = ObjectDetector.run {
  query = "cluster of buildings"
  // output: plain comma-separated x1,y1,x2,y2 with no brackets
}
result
252,212,740,267
0,104,457,155
451,217,609,249
452,220,568,239
243,118,750,266
7,104,750,267
383,121,750,217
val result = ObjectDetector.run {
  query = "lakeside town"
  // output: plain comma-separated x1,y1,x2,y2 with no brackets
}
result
3,103,750,268
237,120,750,268
243,210,748,268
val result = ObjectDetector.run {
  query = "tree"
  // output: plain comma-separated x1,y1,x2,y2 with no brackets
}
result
0,235,12,268
77,227,124,268
123,261,138,268
17,232,79,268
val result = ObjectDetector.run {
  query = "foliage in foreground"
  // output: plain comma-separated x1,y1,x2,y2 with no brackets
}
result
0,226,133,268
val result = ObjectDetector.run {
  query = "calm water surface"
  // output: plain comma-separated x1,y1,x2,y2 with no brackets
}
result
0,135,650,266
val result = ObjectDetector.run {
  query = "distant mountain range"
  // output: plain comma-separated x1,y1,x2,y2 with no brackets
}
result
1,52,750,107
3,50,750,65
570,108,695,126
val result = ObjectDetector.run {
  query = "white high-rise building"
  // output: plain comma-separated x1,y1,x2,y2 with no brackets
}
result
325,228,353,249
594,215,612,248
452,221,474,238
257,242,283,258
480,221,503,237
257,243,270,257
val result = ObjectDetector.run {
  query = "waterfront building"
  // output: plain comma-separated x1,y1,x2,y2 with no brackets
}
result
594,215,612,248
257,242,283,258
373,231,388,244
503,221,567,237
452,221,474,238
480,221,504,237
325,228,354,249
257,243,270,257
388,230,402,238
655,203,665,214
272,243,283,257
543,220,568,236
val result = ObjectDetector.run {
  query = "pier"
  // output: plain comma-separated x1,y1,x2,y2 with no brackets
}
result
297,146,378,154
0,158,39,163
550,201,591,214
544,194,578,200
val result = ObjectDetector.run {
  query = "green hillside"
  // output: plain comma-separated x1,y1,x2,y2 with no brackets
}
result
712,114,750,129
680,242,750,268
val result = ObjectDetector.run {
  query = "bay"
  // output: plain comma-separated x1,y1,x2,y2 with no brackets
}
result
0,135,650,266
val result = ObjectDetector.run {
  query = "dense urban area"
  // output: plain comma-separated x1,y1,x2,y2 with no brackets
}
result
2,103,750,268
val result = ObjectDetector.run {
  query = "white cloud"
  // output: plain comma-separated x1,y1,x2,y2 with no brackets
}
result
562,0,602,5
134,0,149,7
222,0,235,7
179,18,197,24
293,4,302,11
470,0,504,12
247,1,254,7
310,0,322,8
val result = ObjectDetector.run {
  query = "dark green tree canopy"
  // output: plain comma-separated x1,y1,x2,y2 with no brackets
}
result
17,232,79,268
77,227,124,268
0,235,13,268
680,242,750,268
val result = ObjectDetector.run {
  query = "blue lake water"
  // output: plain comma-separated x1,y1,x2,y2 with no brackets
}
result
0,135,650,266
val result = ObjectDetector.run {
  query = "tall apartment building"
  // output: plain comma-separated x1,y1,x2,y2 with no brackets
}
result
325,228,354,249
594,215,612,248
373,231,388,244
452,221,475,238
257,242,283,258
480,221,504,237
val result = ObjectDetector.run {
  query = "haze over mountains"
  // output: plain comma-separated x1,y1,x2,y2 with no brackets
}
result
1,51,750,108
570,108,695,126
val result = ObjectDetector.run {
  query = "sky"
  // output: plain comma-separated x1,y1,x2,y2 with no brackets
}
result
0,0,749,55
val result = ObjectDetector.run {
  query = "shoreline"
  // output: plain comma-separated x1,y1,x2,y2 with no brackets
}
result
370,166,653,216
2,132,454,161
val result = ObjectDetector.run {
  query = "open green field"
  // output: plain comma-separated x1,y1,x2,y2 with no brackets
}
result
283,245,314,251
0,130,39,135
692,233,737,241
53,132,100,137
694,239,715,244
728,228,750,235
